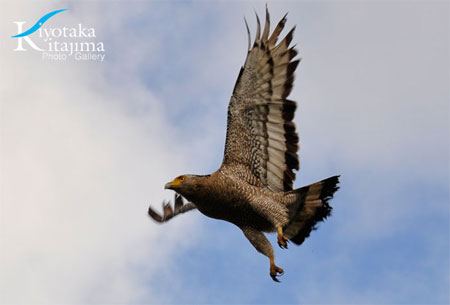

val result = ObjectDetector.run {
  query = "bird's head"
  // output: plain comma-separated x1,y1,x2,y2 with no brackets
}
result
165,174,203,199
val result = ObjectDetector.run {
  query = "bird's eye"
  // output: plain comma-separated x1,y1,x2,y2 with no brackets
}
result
178,176,185,181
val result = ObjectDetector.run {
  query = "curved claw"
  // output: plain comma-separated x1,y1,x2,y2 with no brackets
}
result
270,264,284,283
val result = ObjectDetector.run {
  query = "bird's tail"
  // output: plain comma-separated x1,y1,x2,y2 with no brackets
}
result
283,175,340,245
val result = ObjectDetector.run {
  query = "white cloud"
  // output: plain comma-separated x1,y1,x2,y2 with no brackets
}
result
0,2,204,303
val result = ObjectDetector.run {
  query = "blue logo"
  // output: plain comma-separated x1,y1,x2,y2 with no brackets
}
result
11,9,67,38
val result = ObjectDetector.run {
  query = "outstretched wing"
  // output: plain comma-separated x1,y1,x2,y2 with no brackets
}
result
222,8,300,192
148,194,196,223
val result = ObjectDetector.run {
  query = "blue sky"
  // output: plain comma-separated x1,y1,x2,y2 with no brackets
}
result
0,1,448,304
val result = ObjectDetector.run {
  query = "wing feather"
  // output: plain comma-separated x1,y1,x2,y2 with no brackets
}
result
222,9,300,192
261,5,270,42
148,195,196,223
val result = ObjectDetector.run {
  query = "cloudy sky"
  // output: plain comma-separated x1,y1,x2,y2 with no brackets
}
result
0,1,448,304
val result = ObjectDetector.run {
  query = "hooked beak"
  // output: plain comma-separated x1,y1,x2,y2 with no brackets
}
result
164,182,173,190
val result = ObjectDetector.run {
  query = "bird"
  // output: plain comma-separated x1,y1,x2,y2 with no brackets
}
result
148,7,340,282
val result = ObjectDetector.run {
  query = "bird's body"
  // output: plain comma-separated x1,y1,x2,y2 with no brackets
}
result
148,7,340,282
177,169,290,232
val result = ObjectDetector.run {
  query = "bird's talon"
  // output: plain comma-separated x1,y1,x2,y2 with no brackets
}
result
277,233,288,249
271,276,280,282
270,264,284,282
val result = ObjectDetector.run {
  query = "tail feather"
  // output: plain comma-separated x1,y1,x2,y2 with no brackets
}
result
283,175,340,245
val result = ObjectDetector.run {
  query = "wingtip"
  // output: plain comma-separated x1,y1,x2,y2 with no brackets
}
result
244,16,251,51
261,4,271,42
148,206,164,223
254,10,261,43
280,12,288,27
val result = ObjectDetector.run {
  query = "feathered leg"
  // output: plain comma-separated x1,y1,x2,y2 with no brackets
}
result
248,199,289,249
241,227,284,282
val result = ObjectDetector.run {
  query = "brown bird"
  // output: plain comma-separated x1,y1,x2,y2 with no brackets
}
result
148,7,340,282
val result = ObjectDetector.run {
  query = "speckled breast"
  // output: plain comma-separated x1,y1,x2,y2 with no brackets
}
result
193,186,273,231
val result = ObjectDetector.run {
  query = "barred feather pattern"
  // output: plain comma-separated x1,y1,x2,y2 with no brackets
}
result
222,8,300,192
283,176,340,245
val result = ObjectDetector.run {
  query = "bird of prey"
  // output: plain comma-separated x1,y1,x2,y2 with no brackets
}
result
148,8,340,282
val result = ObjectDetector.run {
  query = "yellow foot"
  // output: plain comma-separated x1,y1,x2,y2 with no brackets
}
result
270,264,284,282
277,227,288,249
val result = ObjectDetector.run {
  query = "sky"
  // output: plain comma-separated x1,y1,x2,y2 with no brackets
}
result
0,1,448,304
